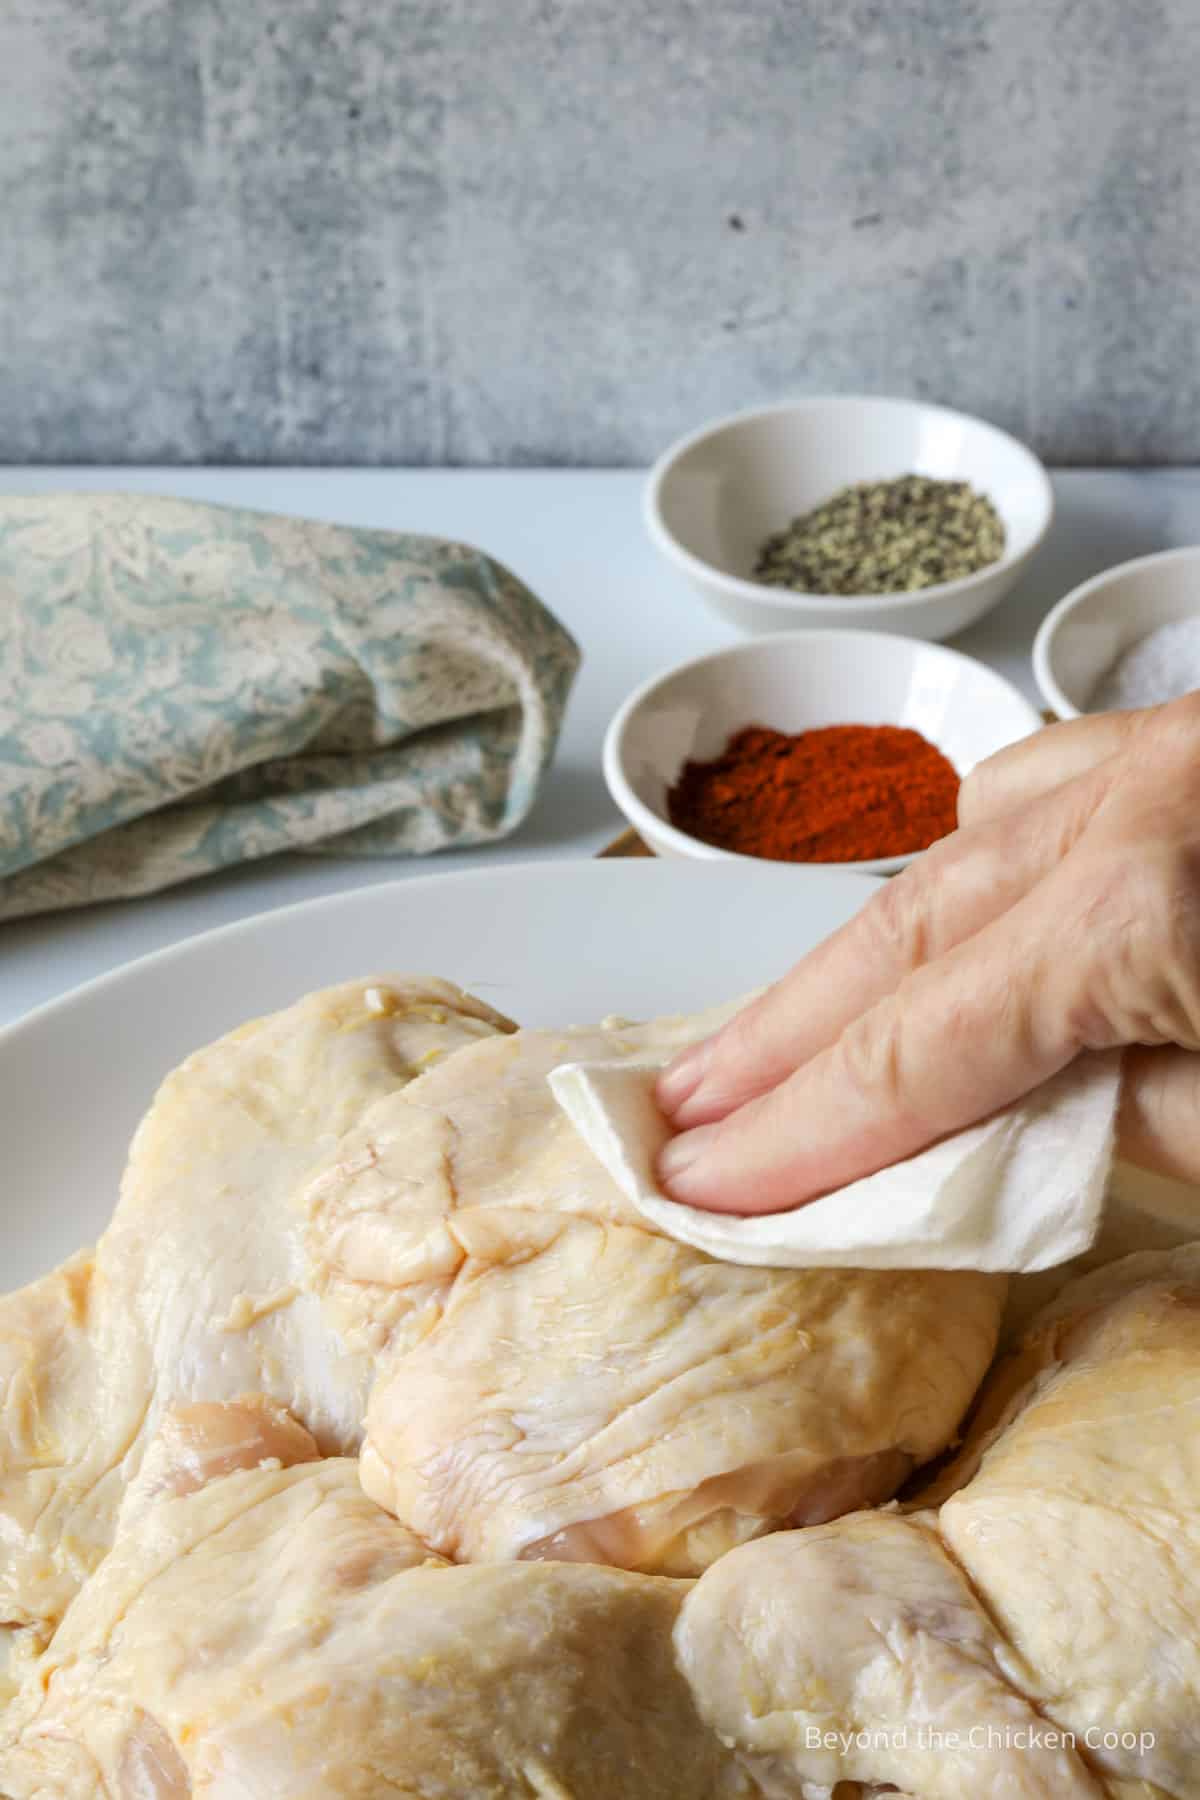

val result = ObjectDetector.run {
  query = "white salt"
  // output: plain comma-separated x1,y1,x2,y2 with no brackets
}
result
1092,616,1200,711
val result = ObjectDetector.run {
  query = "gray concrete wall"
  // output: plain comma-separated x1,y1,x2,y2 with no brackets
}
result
2,0,1198,466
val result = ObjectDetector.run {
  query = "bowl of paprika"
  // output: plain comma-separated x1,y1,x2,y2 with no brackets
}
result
604,629,1043,874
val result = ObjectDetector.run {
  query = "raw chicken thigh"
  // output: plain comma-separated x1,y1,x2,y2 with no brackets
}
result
302,1018,1005,1573
677,1243,1200,1799
2,1399,758,1800
0,977,513,1648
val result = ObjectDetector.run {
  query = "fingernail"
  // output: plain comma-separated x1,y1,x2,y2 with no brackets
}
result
656,1037,715,1112
657,1123,718,1198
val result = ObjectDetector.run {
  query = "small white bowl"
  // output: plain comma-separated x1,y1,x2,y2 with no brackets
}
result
1034,546,1200,719
644,395,1054,642
604,629,1044,874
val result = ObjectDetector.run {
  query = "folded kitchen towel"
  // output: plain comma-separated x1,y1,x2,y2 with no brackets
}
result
549,1050,1122,1273
0,493,580,920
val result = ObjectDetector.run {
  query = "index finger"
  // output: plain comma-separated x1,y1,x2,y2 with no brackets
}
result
657,854,1101,1215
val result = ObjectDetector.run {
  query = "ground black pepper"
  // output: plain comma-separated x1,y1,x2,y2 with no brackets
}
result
753,474,1005,595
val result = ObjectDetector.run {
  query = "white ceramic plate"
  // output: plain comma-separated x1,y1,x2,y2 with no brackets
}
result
0,860,881,1291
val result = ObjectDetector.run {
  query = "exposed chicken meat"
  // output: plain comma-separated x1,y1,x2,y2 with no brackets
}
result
116,1395,321,1528
677,1245,1200,1799
1,1400,759,1799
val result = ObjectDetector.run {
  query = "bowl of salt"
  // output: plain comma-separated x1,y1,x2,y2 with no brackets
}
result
1034,546,1200,718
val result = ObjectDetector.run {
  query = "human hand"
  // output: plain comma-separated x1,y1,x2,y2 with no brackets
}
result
656,697,1200,1214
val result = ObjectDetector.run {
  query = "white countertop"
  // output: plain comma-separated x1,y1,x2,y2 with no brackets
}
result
2,465,1194,1027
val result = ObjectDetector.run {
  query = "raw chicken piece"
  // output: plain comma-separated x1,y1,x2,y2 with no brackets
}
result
2,1399,759,1800
678,1244,1200,1799
676,1511,1104,1799
302,1018,1005,1572
938,1246,1200,1797
0,977,513,1650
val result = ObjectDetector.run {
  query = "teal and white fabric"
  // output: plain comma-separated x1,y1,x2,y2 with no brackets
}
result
0,494,580,920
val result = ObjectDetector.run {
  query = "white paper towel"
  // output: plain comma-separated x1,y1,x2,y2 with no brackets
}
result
548,1051,1122,1273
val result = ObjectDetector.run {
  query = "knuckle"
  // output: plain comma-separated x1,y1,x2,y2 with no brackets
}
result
1063,846,1200,1049
956,757,996,828
831,1004,913,1122
1139,849,1200,1044
696,1001,775,1107
1143,694,1200,782
718,998,770,1070
860,869,932,978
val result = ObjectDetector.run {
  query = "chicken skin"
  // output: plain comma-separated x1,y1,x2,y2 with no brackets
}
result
302,1016,1005,1573
0,977,513,1652
2,1399,759,1800
677,1245,1200,1799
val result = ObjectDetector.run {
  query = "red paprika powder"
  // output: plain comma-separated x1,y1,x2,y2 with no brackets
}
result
666,723,959,863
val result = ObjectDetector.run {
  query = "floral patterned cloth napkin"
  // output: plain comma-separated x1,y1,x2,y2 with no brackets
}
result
0,493,581,921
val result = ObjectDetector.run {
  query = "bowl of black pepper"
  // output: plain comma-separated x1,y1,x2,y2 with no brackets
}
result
644,395,1053,642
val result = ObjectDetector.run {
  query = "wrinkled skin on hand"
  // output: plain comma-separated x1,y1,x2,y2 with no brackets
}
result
657,696,1200,1215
